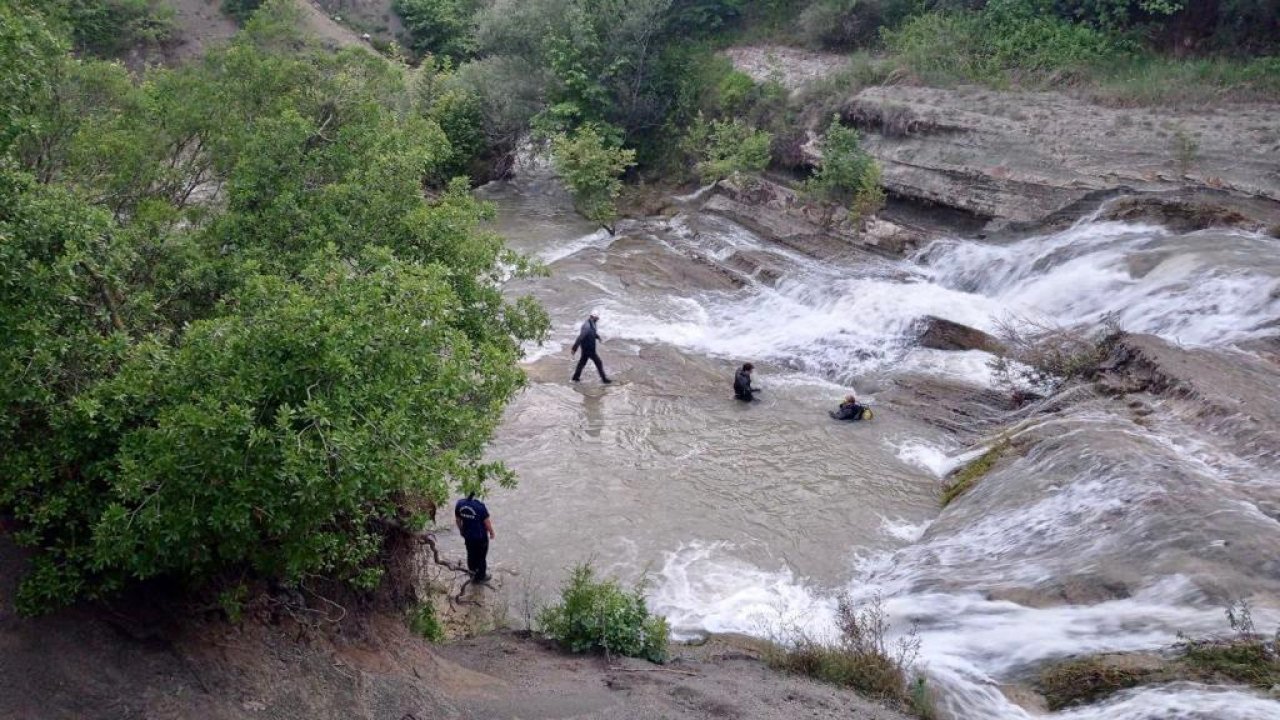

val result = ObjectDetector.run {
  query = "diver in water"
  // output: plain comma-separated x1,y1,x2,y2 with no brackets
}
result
571,312,611,383
830,394,867,421
734,362,760,402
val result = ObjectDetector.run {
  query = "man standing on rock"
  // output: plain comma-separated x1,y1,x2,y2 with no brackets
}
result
571,312,611,384
455,492,494,583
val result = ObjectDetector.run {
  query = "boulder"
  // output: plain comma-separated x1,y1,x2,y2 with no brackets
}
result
916,315,1005,354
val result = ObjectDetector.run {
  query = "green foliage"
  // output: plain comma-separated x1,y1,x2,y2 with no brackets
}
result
551,124,637,226
393,0,477,61
1,3,548,614
685,115,771,181
885,0,1129,84
51,0,176,57
798,0,924,50
408,601,445,641
0,3,68,156
805,118,885,224
222,0,265,23
537,563,670,663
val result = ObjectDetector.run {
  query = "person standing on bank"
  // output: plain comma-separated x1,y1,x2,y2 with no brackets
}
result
455,492,494,583
571,312,611,384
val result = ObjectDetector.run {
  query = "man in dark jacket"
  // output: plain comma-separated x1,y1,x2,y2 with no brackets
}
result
571,312,611,383
734,362,759,402
830,394,866,421
455,492,495,583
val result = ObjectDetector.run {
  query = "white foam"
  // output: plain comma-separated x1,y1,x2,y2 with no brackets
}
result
892,440,983,478
539,228,615,264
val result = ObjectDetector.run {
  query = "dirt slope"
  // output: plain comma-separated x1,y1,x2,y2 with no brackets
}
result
0,537,911,720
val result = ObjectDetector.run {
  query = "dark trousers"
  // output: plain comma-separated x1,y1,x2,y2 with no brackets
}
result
572,351,608,381
464,537,489,581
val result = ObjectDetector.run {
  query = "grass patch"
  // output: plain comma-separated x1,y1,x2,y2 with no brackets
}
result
1038,656,1157,710
1178,601,1280,688
941,439,1009,507
767,594,937,718
1037,601,1280,710
1088,55,1280,108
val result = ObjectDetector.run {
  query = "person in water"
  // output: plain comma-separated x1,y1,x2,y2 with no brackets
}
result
830,394,866,421
571,312,611,383
455,492,495,583
734,362,760,402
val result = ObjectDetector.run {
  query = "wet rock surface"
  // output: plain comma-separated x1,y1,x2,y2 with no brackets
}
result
915,315,1006,354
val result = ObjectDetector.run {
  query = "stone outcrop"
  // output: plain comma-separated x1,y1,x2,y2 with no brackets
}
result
915,315,1005,354
843,85,1280,225
725,46,1280,226
701,175,925,258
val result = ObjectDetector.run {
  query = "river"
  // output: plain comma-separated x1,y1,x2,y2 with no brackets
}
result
466,174,1280,720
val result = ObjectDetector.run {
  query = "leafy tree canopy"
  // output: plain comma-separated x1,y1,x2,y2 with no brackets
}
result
0,0,547,614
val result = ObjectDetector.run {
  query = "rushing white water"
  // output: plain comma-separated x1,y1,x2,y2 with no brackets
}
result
592,215,1280,388
486,182,1280,719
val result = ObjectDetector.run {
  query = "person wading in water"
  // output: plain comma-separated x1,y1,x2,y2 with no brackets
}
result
734,362,760,402
454,492,494,583
830,394,868,421
571,312,611,384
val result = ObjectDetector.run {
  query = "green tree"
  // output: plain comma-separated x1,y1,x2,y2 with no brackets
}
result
550,124,637,228
1,1,548,614
393,0,477,61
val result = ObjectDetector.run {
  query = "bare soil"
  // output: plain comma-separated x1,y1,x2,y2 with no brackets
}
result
0,537,911,720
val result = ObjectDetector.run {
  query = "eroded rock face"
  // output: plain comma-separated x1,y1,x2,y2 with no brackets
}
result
701,175,925,258
844,85,1280,224
723,47,1280,227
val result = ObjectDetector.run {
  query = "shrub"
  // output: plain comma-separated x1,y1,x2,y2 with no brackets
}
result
987,315,1122,395
550,124,637,227
885,0,1129,85
537,563,670,663
685,115,772,181
769,593,930,713
805,117,885,224
798,0,922,50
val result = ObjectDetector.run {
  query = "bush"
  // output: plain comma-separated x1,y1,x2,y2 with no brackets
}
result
769,594,932,714
885,0,1129,85
550,124,637,227
685,115,772,181
805,117,885,224
537,563,670,663
798,0,922,50
988,315,1122,395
